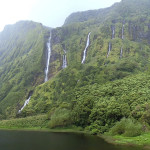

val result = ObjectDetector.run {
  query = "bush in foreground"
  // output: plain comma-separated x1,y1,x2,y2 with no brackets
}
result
48,108,71,128
109,118,143,137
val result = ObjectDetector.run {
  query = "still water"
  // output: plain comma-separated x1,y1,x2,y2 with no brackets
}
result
0,130,142,150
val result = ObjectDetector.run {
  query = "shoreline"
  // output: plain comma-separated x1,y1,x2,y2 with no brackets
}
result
0,126,150,149
100,134,150,150
0,126,88,134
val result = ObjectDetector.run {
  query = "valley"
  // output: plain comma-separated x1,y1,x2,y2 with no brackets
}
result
0,0,150,148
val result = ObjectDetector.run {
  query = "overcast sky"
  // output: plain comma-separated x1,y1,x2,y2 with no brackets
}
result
0,0,121,31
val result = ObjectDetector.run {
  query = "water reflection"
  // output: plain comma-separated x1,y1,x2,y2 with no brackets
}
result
0,130,142,150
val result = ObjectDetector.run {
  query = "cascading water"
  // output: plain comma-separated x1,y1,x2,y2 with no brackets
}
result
120,47,123,58
62,49,67,69
18,32,52,113
18,96,31,113
107,42,112,58
62,55,67,68
122,24,124,40
62,50,67,69
81,32,91,64
45,32,52,82
111,25,115,39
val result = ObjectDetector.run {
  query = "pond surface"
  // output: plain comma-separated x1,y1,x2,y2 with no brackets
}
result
0,130,142,150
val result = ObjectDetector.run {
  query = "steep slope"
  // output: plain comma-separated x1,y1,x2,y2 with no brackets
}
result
64,0,150,27
19,0,150,133
1,0,150,135
53,0,150,68
0,21,50,118
19,0,150,114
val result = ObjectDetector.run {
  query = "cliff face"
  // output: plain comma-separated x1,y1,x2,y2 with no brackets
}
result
0,21,50,118
1,0,150,119
51,0,150,69
19,0,150,118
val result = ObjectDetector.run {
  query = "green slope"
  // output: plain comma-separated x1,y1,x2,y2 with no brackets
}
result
50,0,150,72
22,67,150,132
1,0,150,139
19,0,150,132
0,21,50,118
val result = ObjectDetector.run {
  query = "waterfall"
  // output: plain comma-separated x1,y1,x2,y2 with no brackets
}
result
45,32,52,82
111,25,115,39
122,24,124,40
107,42,112,58
81,32,91,64
18,96,31,113
62,50,67,69
18,32,52,113
120,47,123,58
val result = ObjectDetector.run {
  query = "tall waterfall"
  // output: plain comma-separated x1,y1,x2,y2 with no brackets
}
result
18,32,52,113
120,47,123,58
81,32,91,64
18,96,31,113
107,42,112,58
122,24,124,40
45,32,52,82
111,25,115,39
62,50,67,69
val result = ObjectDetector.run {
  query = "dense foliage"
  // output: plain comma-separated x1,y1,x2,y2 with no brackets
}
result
0,0,150,138
0,21,49,118
109,118,143,137
0,115,49,129
22,71,150,134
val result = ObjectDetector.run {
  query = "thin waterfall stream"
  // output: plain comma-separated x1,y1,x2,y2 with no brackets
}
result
106,25,115,58
107,42,112,58
62,49,67,69
45,32,52,82
18,96,31,113
19,31,52,113
81,32,91,64
111,25,115,39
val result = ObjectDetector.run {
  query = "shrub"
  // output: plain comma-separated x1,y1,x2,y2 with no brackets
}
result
48,108,71,128
85,121,109,135
109,118,142,137
124,120,142,137
0,115,49,128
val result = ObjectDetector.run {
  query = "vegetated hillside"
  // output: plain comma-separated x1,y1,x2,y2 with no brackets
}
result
1,0,150,136
22,71,150,133
0,21,50,119
19,0,150,135
50,0,150,72
64,0,150,26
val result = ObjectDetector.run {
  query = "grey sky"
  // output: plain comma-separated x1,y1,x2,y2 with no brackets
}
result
0,0,121,31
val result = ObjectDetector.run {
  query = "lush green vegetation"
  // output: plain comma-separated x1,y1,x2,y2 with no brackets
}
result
0,115,49,129
104,132,150,147
21,71,150,134
15,0,150,139
0,21,50,119
108,118,143,137
1,0,150,147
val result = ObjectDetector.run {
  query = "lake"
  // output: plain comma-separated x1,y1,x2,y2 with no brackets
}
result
0,130,142,150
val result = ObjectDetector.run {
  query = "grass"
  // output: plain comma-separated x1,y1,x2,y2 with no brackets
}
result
0,126,85,134
0,115,86,134
1,115,150,149
101,132,150,149
114,133,150,146
0,115,49,129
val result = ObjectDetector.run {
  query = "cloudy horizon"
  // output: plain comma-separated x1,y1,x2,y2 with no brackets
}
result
0,0,121,32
